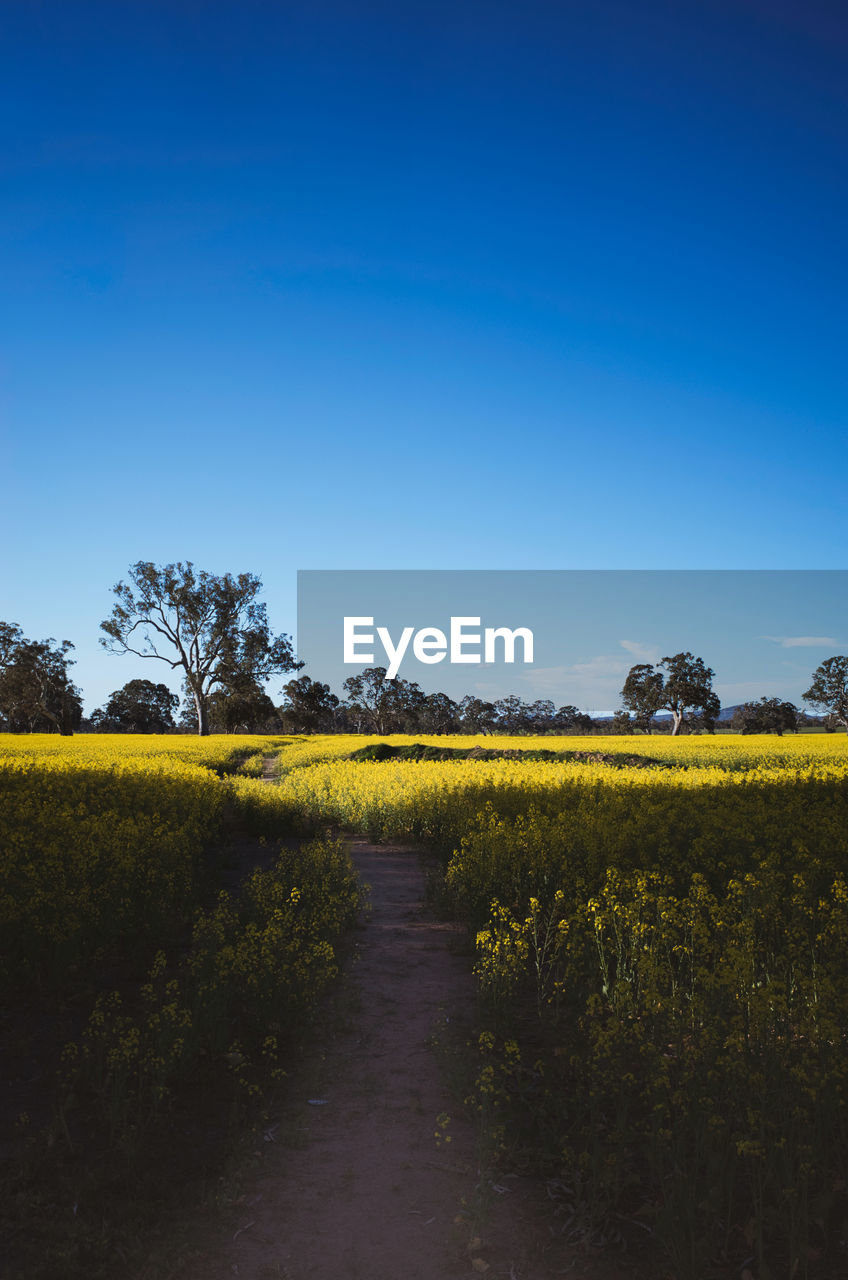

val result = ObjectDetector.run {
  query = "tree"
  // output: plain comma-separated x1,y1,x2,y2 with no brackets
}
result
552,704,594,733
342,667,424,734
457,696,497,734
610,710,633,734
100,562,301,735
731,697,798,736
526,699,557,734
0,622,22,669
416,691,460,734
92,678,179,733
803,656,848,732
493,695,532,734
621,652,719,736
279,675,340,733
207,676,279,733
620,663,665,733
0,624,82,734
659,652,720,734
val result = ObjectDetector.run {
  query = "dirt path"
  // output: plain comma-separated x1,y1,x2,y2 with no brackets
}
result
175,834,628,1280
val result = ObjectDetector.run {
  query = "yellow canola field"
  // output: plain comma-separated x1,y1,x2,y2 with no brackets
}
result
273,735,848,860
0,732,363,1197
1,753,220,986
0,731,295,770
273,728,848,772
5,727,848,1272
269,730,848,1272
0,734,295,987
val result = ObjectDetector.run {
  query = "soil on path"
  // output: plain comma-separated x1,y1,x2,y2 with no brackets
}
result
175,836,629,1280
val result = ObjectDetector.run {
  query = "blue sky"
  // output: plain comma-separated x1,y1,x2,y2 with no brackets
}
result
1,1,846,711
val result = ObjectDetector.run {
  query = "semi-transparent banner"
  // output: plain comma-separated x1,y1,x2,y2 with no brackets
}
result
296,570,847,715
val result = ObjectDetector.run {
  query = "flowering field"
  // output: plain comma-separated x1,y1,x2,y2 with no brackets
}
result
0,734,298,986
273,729,848,772
272,732,848,1277
5,730,848,1277
0,733,358,1279
0,730,297,769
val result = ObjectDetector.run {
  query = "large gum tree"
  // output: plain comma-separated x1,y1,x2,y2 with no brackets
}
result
100,561,301,735
621,651,719,735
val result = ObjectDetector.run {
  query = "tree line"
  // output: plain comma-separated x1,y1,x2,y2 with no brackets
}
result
1,561,846,735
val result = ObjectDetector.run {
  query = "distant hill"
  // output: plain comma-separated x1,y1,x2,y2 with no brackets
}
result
595,705,818,727
595,705,742,724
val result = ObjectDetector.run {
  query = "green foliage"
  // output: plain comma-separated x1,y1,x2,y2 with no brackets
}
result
342,666,424,733
732,695,798,735
349,740,401,761
804,655,848,731
0,754,223,988
621,651,720,735
0,623,82,734
279,674,340,732
92,678,179,733
445,786,848,1275
64,838,361,1147
620,661,665,731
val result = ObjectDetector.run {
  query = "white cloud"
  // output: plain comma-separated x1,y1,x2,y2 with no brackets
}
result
760,636,840,649
619,639,659,663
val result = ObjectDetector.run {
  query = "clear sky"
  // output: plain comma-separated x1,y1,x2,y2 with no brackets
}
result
1,1,846,712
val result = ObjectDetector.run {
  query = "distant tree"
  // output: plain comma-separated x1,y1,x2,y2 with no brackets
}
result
769,698,799,735
390,676,426,733
803,656,848,732
343,667,424,734
416,691,460,734
732,697,798,736
279,675,340,733
177,698,200,732
610,710,633,734
552,704,594,733
621,652,719,736
208,675,280,733
686,710,719,735
100,561,301,735
525,699,557,734
493,695,532,734
93,678,179,733
0,623,82,734
457,695,498,734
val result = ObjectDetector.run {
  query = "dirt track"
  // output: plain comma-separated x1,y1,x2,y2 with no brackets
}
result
174,836,626,1280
